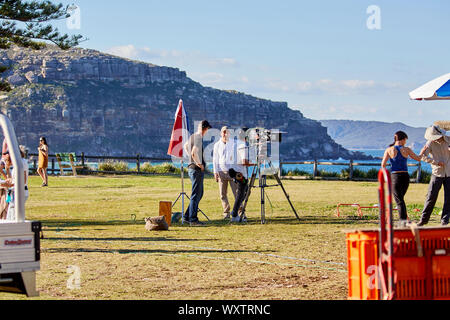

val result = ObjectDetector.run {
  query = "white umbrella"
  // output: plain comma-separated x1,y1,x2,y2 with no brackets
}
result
409,73,450,101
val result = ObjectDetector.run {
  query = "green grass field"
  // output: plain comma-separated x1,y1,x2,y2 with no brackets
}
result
0,175,444,300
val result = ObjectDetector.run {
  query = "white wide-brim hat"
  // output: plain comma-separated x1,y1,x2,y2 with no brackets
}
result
425,125,450,143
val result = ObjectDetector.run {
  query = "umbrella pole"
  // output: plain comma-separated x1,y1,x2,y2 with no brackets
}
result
181,160,185,225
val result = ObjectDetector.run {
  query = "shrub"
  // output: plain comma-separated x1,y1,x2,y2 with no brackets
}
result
113,161,129,172
364,168,379,180
140,162,187,175
98,161,129,172
282,169,311,177
75,166,90,175
156,163,179,174
98,161,116,172
140,162,155,173
316,169,340,178
411,169,432,184
342,168,379,180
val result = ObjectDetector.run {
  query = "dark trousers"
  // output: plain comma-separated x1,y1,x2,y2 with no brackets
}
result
184,168,204,223
421,175,450,224
231,177,248,218
391,172,410,220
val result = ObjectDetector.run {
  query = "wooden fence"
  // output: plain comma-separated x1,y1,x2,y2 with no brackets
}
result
27,153,174,175
26,153,425,182
279,160,423,182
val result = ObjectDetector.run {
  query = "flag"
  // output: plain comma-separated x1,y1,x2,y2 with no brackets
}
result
167,99,190,158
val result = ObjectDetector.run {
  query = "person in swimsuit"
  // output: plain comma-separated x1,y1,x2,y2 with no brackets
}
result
382,131,422,223
37,137,49,187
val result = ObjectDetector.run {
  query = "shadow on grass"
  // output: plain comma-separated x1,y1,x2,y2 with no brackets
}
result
44,237,214,242
43,247,259,254
40,219,144,228
44,184,136,190
194,215,381,226
37,214,380,232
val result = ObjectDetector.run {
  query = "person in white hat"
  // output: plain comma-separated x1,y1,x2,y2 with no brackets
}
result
417,125,450,226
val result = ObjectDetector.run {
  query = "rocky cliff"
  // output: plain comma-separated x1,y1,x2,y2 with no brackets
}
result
0,45,370,160
320,120,427,151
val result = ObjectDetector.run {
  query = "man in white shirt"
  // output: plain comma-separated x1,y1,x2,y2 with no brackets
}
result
213,126,238,219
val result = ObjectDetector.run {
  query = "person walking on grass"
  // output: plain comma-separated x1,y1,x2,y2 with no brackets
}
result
382,131,422,224
417,125,450,227
37,137,48,187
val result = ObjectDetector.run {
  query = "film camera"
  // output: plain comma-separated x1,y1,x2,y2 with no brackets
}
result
237,127,299,224
245,127,282,160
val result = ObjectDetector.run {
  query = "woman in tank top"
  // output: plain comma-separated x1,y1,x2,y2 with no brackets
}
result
382,131,422,223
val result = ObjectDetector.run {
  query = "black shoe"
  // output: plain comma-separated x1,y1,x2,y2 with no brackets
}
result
442,221,449,226
190,220,206,227
417,221,427,227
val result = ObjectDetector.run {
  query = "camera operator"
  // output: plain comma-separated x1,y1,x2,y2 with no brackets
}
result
228,168,248,223
228,127,252,223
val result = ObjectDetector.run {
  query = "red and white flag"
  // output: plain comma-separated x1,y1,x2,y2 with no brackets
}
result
167,99,190,159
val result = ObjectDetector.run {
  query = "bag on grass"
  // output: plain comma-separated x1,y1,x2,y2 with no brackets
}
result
145,216,169,231
171,212,182,224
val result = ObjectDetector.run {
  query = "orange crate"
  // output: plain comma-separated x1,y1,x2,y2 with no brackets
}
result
346,227,450,300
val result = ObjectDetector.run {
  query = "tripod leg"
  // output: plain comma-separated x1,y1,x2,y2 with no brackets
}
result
274,172,300,221
198,208,211,221
180,193,209,221
172,193,183,208
239,166,257,220
260,175,266,224
267,160,300,221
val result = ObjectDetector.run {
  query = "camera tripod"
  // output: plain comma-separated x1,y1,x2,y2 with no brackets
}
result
238,157,300,224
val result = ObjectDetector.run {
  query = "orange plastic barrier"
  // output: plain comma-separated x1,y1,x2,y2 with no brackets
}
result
346,227,450,300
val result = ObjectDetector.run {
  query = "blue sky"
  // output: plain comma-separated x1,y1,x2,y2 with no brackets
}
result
55,0,450,127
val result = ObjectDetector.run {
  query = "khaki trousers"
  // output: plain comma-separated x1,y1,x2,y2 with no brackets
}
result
218,171,237,215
